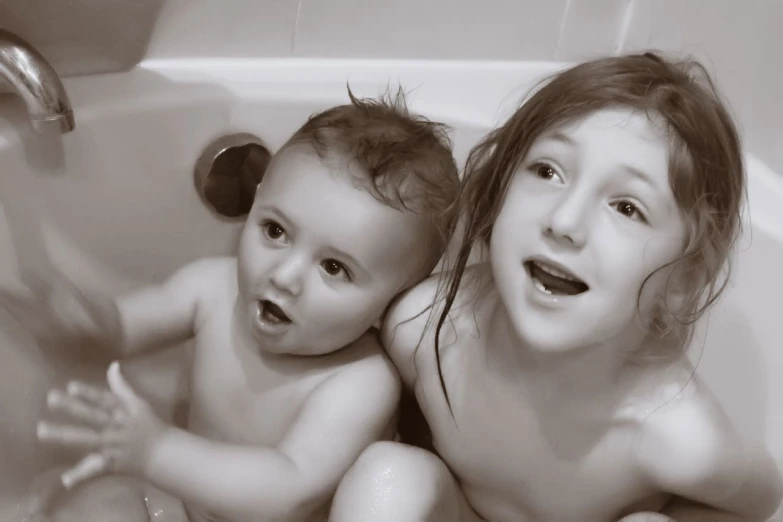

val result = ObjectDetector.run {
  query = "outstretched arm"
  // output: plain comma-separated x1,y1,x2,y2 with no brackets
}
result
39,339,401,520
115,258,218,357
0,257,217,359
147,351,400,519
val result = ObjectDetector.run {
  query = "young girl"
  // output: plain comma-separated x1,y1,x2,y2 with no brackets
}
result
329,53,783,521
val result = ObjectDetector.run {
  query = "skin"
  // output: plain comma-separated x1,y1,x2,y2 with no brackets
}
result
329,109,783,522
8,143,438,522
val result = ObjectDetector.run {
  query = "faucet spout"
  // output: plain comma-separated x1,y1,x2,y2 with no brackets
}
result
0,28,75,134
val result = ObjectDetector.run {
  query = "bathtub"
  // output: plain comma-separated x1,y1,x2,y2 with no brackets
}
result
1,57,782,520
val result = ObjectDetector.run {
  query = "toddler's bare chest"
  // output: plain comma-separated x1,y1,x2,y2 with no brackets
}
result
186,329,327,446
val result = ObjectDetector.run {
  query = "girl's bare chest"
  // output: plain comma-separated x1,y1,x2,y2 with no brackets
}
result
416,356,654,520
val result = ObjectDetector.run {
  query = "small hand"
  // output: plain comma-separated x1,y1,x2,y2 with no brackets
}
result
37,361,168,489
0,267,120,359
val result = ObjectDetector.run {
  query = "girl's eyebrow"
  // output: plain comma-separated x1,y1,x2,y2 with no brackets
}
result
620,164,658,190
546,132,575,146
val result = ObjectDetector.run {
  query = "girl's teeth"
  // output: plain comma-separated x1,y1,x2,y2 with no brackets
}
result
534,277,553,294
535,262,578,282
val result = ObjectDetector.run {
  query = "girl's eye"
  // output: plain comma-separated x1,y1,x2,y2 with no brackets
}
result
613,201,647,223
322,259,350,281
262,220,286,240
531,162,560,181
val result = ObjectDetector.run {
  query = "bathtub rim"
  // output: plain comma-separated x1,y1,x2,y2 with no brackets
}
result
140,56,783,242
1,56,781,241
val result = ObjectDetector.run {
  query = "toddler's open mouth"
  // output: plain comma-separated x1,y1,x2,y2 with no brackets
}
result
525,260,589,296
260,300,291,324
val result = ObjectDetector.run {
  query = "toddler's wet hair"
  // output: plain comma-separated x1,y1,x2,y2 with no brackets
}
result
286,86,461,276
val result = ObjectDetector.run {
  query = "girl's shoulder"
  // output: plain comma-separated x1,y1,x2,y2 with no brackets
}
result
628,360,744,497
380,263,495,386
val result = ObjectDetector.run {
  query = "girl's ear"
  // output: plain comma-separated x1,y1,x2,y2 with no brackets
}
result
664,258,710,316
662,285,688,317
648,261,704,344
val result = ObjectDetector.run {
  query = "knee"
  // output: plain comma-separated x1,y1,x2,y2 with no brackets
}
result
331,442,448,521
352,440,446,478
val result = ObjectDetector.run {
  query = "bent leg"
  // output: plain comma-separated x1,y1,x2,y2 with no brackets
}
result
329,441,482,522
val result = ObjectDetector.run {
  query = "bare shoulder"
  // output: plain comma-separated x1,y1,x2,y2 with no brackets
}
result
380,272,441,386
381,264,492,387
168,257,236,305
333,332,399,388
632,362,783,519
116,256,237,348
313,332,401,417
171,256,236,291
633,363,750,497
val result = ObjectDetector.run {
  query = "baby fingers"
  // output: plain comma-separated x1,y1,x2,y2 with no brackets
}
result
60,452,113,490
106,361,139,408
66,380,121,412
37,421,106,449
47,389,113,427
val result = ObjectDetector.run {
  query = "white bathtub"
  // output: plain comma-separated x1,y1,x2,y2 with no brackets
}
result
0,58,781,520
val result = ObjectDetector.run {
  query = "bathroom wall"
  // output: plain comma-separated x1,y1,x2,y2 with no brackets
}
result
0,0,163,84
620,0,782,187
1,0,779,173
143,0,782,176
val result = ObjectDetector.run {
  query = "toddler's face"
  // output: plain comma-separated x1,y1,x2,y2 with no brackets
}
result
236,144,429,355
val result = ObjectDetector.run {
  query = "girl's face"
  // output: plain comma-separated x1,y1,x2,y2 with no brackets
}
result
490,108,689,354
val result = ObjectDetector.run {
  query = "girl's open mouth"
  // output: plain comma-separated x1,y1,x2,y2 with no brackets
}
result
525,260,589,296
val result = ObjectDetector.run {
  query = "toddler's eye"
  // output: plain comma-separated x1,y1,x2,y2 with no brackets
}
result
322,259,350,280
262,221,285,240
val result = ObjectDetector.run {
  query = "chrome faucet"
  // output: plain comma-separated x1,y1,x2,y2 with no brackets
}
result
0,28,74,134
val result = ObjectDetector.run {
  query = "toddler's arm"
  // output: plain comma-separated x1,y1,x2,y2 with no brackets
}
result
0,257,217,359
40,335,401,521
148,341,400,519
114,258,218,357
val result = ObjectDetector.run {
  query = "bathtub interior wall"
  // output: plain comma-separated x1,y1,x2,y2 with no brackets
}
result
0,61,500,515
0,58,781,517
0,70,235,513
